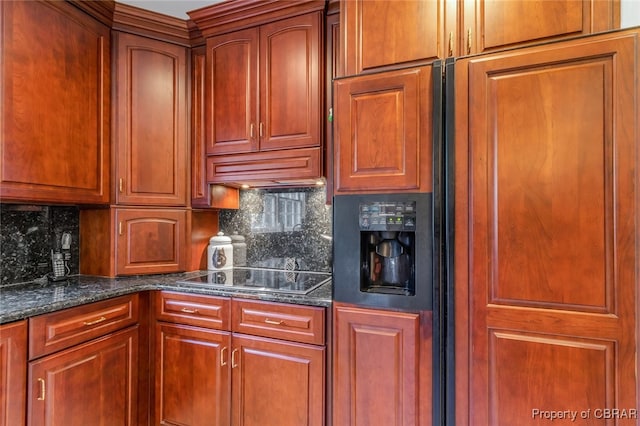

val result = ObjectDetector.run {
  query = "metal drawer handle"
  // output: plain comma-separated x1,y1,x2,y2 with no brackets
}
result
83,316,107,326
180,307,199,314
221,347,228,367
231,348,239,368
37,378,46,401
264,318,284,325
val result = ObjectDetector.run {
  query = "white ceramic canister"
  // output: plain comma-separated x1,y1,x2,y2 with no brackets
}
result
208,232,233,271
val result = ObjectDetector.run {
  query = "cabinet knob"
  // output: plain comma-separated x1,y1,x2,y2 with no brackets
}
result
250,123,255,138
448,32,454,57
467,28,472,54
83,316,107,326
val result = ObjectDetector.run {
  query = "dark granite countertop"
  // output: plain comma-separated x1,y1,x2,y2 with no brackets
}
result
0,271,332,324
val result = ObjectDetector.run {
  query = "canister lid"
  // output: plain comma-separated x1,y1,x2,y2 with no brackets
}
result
209,231,231,245
230,232,245,243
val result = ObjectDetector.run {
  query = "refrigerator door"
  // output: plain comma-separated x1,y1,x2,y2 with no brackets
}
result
453,28,640,425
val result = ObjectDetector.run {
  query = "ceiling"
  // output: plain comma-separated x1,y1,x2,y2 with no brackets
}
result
117,0,221,20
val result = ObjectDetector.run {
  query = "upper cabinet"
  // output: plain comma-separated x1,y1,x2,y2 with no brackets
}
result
460,0,620,55
0,0,111,205
207,13,321,155
112,31,188,206
189,0,326,187
340,0,620,73
341,0,447,74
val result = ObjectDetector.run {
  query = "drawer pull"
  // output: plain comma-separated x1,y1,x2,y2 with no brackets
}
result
231,348,239,368
180,308,199,314
221,346,228,367
83,316,107,326
264,318,284,325
37,378,46,401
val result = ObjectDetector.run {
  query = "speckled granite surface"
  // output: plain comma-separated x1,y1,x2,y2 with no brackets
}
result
0,271,332,324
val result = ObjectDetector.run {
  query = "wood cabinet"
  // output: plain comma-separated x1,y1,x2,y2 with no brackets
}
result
339,0,619,72
333,303,432,426
460,0,620,55
0,0,110,205
0,321,27,426
113,31,188,207
341,0,447,74
80,208,188,277
333,66,434,194
453,28,638,425
27,295,140,426
206,13,322,156
188,1,325,186
153,292,326,426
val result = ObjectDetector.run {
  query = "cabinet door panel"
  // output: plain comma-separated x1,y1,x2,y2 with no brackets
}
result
114,33,187,206
334,66,433,193
232,334,324,426
155,323,231,426
207,29,259,155
28,327,138,426
454,30,638,425
0,321,27,426
116,209,187,275
333,305,431,426
462,0,620,55
259,12,322,151
1,1,110,204
341,0,441,74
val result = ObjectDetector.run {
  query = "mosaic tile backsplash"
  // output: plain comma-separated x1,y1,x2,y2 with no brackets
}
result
1,205,80,286
219,187,333,273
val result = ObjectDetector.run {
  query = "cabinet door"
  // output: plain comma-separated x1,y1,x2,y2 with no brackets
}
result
206,28,259,155
0,1,110,204
0,321,27,426
341,0,442,75
116,209,187,275
231,334,325,426
333,305,431,426
259,12,322,152
113,32,188,206
461,0,619,55
154,323,231,426
28,327,138,426
334,66,433,194
454,29,638,425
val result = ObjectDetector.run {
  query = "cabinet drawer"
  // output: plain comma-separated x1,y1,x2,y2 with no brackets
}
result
231,299,325,345
155,291,230,330
29,294,139,359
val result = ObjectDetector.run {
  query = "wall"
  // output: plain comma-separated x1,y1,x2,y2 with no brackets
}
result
621,0,640,28
0,205,79,286
219,187,333,273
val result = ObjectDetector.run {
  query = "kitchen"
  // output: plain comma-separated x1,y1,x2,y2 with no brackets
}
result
1,0,640,425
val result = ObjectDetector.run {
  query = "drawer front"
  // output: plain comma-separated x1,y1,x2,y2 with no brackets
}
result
231,299,325,345
29,294,139,359
155,291,230,330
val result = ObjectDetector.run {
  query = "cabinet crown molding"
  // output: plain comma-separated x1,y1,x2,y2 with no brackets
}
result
188,0,326,37
112,2,191,46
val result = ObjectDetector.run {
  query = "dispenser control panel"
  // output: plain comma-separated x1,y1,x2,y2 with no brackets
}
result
359,201,417,231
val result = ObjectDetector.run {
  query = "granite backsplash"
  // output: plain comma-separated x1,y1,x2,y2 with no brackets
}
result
1,205,80,286
219,187,332,273
0,188,332,286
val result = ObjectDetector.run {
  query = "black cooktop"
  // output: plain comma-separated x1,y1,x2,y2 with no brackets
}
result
178,267,331,295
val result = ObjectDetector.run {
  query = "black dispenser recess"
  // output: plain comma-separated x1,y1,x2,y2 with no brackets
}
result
333,193,432,311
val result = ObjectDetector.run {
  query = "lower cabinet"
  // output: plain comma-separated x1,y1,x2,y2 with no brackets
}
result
0,320,27,426
26,295,140,426
153,291,326,426
332,303,433,426
28,328,139,426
